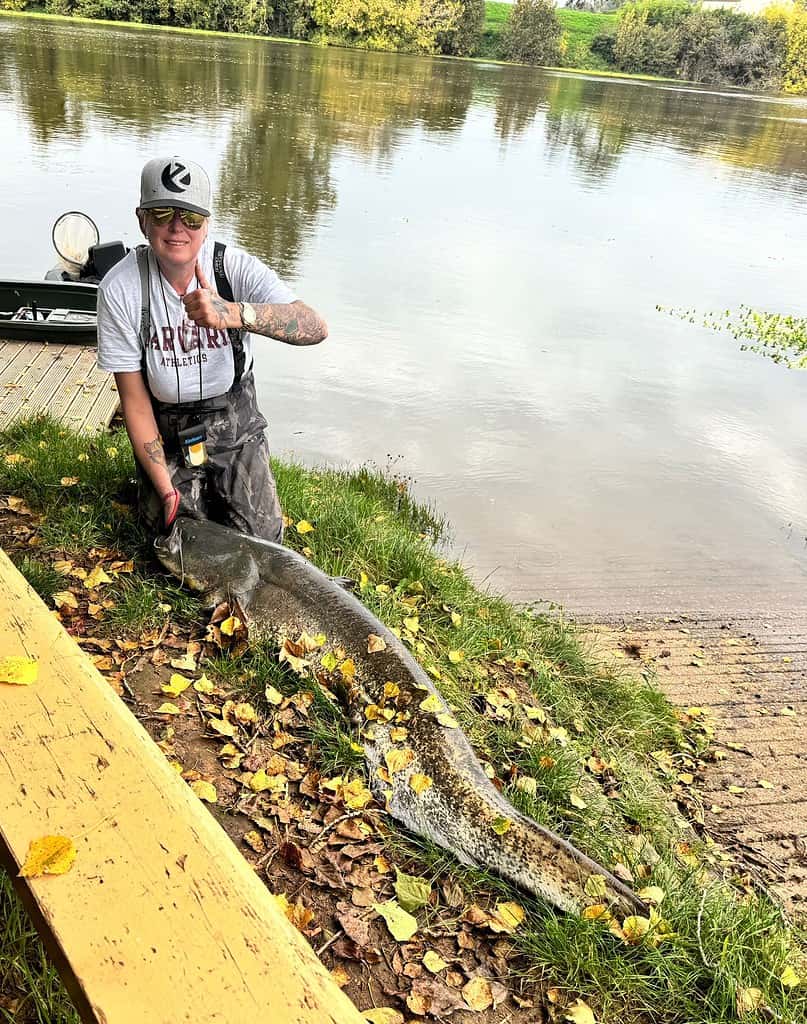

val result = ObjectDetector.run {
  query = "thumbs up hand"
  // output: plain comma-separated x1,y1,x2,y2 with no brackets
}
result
182,261,238,330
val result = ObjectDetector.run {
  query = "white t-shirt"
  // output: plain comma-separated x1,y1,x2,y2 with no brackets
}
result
96,238,297,403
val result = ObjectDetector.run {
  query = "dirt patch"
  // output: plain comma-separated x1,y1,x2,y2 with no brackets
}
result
586,614,807,916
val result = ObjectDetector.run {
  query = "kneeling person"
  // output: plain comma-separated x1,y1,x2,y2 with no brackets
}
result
97,156,328,540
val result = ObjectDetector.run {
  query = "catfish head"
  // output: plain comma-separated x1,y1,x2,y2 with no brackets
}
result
154,516,260,611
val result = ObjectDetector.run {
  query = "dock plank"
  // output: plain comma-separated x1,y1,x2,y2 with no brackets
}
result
0,342,117,433
0,550,363,1024
0,344,71,424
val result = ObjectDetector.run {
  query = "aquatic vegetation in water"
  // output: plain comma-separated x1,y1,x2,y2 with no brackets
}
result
658,303,807,369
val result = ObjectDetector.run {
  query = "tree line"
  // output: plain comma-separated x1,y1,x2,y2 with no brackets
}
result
501,0,807,93
0,1,486,56
3,0,807,92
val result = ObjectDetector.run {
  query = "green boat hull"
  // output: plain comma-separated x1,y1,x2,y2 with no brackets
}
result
0,280,97,344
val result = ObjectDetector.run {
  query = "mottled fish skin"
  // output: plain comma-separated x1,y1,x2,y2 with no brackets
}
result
155,517,647,916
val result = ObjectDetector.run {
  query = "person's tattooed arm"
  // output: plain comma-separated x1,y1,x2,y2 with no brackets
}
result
250,301,328,346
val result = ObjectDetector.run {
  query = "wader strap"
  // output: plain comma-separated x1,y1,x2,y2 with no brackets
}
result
213,241,246,385
136,244,151,380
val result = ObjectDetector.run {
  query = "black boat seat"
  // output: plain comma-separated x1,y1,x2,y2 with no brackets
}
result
89,241,127,280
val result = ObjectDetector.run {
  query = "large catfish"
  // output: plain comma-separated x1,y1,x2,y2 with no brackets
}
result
155,517,646,916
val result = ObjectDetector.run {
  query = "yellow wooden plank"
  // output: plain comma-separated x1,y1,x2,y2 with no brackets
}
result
0,551,364,1024
0,344,72,426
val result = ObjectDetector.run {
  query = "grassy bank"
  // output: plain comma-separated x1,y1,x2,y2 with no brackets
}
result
0,416,804,1023
482,1,619,72
3,5,655,85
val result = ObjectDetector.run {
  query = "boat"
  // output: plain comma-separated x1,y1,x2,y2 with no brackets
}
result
0,212,127,346
0,280,99,344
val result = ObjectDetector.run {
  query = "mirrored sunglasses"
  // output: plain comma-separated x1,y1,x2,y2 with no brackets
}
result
149,207,206,230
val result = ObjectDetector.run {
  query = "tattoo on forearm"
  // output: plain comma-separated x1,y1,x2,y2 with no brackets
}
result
144,437,167,467
252,302,327,345
211,295,230,330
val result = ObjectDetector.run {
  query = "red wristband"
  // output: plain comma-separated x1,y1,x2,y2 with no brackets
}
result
162,488,180,528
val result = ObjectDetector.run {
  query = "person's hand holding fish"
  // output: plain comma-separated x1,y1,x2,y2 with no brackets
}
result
182,261,237,332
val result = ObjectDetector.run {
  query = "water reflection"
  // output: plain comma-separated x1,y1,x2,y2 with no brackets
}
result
4,14,807,611
5,14,807,270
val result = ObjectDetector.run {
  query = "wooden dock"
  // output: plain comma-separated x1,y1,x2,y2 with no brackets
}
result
0,340,118,432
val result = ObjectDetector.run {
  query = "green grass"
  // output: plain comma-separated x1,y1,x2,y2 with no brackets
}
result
1,416,805,1023
482,2,618,71
0,874,79,1024
558,9,618,73
102,575,202,637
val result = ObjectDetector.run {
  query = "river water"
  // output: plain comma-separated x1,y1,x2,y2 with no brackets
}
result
3,14,807,613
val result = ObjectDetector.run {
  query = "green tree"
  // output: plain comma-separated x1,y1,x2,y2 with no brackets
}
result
501,0,563,66
438,0,485,56
767,1,807,94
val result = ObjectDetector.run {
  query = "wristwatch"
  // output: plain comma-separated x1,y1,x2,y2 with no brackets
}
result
238,301,257,330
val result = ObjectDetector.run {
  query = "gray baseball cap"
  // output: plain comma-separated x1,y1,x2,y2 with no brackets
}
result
139,156,211,217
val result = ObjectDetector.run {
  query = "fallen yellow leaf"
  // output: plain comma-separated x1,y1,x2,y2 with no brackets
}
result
19,835,76,877
84,565,112,589
156,702,182,715
343,778,373,810
491,901,526,933
409,773,433,794
53,591,79,610
448,649,464,664
193,675,216,694
422,950,448,973
569,791,587,809
420,693,443,713
295,519,315,534
780,965,801,988
7,496,32,515
364,1010,404,1024
621,916,651,945
60,476,79,487
0,656,37,686
190,780,217,803
208,717,236,737
636,885,665,906
374,899,418,941
264,685,283,705
385,748,415,774
162,673,192,697
437,713,458,729
462,976,493,1011
736,988,764,1017
170,652,198,672
584,875,607,899
565,998,597,1024
367,633,387,653
220,616,241,636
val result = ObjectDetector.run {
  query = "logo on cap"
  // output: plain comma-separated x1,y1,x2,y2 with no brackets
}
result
161,161,192,194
